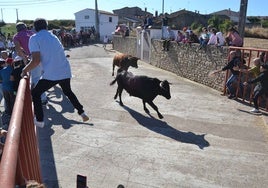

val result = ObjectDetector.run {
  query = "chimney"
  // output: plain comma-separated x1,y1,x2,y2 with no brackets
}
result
155,10,158,17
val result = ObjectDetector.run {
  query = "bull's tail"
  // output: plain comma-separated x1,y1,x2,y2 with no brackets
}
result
110,77,117,86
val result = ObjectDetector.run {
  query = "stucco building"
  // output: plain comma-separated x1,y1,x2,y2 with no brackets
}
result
74,8,118,40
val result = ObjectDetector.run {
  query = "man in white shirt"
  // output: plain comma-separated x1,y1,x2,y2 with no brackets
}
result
21,18,89,128
162,26,175,51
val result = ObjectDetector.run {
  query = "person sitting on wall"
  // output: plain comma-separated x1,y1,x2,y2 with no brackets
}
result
225,26,243,47
175,30,185,44
162,26,175,51
198,27,209,50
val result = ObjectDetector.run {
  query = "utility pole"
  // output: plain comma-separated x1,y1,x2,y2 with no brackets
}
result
1,8,3,22
95,0,100,41
16,8,19,22
162,0,164,14
238,0,248,40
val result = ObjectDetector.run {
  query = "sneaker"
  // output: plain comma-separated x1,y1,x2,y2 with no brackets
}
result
228,94,236,99
34,118,45,128
80,113,89,122
250,108,260,113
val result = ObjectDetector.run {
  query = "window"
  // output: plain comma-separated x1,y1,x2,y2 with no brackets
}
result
85,15,89,19
109,17,112,22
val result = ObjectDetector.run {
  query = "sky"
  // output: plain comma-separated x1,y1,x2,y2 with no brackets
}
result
0,0,267,23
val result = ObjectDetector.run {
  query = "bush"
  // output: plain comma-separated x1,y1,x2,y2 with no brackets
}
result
245,27,268,39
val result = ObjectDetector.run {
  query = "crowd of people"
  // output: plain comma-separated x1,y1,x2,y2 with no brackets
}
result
160,25,243,51
159,23,268,113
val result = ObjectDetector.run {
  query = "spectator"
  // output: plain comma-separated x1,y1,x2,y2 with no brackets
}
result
0,58,15,116
198,27,209,49
0,39,5,52
13,22,47,105
144,14,153,29
188,30,199,44
0,50,9,60
0,58,6,110
215,31,225,47
21,18,89,128
235,58,261,78
10,56,25,95
162,26,175,51
125,26,130,37
260,51,268,64
182,31,190,44
212,51,244,99
175,30,185,43
207,28,217,45
103,35,109,49
243,64,268,113
225,26,243,47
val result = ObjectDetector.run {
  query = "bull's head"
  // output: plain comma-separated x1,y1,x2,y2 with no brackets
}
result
160,80,171,99
128,56,139,68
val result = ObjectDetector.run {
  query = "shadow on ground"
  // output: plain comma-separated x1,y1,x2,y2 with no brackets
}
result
123,105,210,149
38,86,93,188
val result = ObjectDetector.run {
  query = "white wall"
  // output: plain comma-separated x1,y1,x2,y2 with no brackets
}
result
75,9,118,40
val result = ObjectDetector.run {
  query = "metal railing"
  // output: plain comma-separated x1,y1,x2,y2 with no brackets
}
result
224,46,268,107
0,77,42,188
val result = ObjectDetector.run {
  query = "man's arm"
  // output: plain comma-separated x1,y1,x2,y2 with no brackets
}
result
21,51,40,77
13,40,27,57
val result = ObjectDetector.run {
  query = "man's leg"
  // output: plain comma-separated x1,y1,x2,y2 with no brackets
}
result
226,74,236,96
58,78,84,115
58,78,89,122
32,79,57,122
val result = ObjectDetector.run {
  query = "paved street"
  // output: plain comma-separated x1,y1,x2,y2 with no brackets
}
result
36,44,268,188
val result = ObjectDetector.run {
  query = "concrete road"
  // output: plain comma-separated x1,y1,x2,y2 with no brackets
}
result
38,44,268,188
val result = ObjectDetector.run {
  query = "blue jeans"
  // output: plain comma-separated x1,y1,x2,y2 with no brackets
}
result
226,74,243,95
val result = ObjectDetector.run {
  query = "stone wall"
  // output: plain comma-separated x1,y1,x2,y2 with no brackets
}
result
112,35,229,92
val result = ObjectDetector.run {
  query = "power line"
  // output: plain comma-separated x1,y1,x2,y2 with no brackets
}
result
0,0,69,6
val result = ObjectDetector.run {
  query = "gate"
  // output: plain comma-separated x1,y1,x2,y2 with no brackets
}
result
137,29,151,62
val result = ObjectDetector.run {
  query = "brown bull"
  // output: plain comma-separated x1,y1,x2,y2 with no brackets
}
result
112,53,139,76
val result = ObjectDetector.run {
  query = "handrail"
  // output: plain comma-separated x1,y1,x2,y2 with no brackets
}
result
224,47,268,103
0,77,42,187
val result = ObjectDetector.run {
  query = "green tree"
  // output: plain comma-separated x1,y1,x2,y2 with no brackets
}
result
190,22,202,30
247,16,261,24
207,15,222,31
218,19,233,34
261,19,268,28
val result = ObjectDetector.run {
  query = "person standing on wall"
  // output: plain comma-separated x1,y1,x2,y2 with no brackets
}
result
21,18,89,128
162,26,175,51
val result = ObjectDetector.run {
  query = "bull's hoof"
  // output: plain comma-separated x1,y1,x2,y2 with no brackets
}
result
144,108,150,114
119,102,124,106
158,114,163,119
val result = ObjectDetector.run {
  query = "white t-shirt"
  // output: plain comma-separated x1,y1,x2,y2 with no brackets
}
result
29,30,71,80
216,32,225,46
